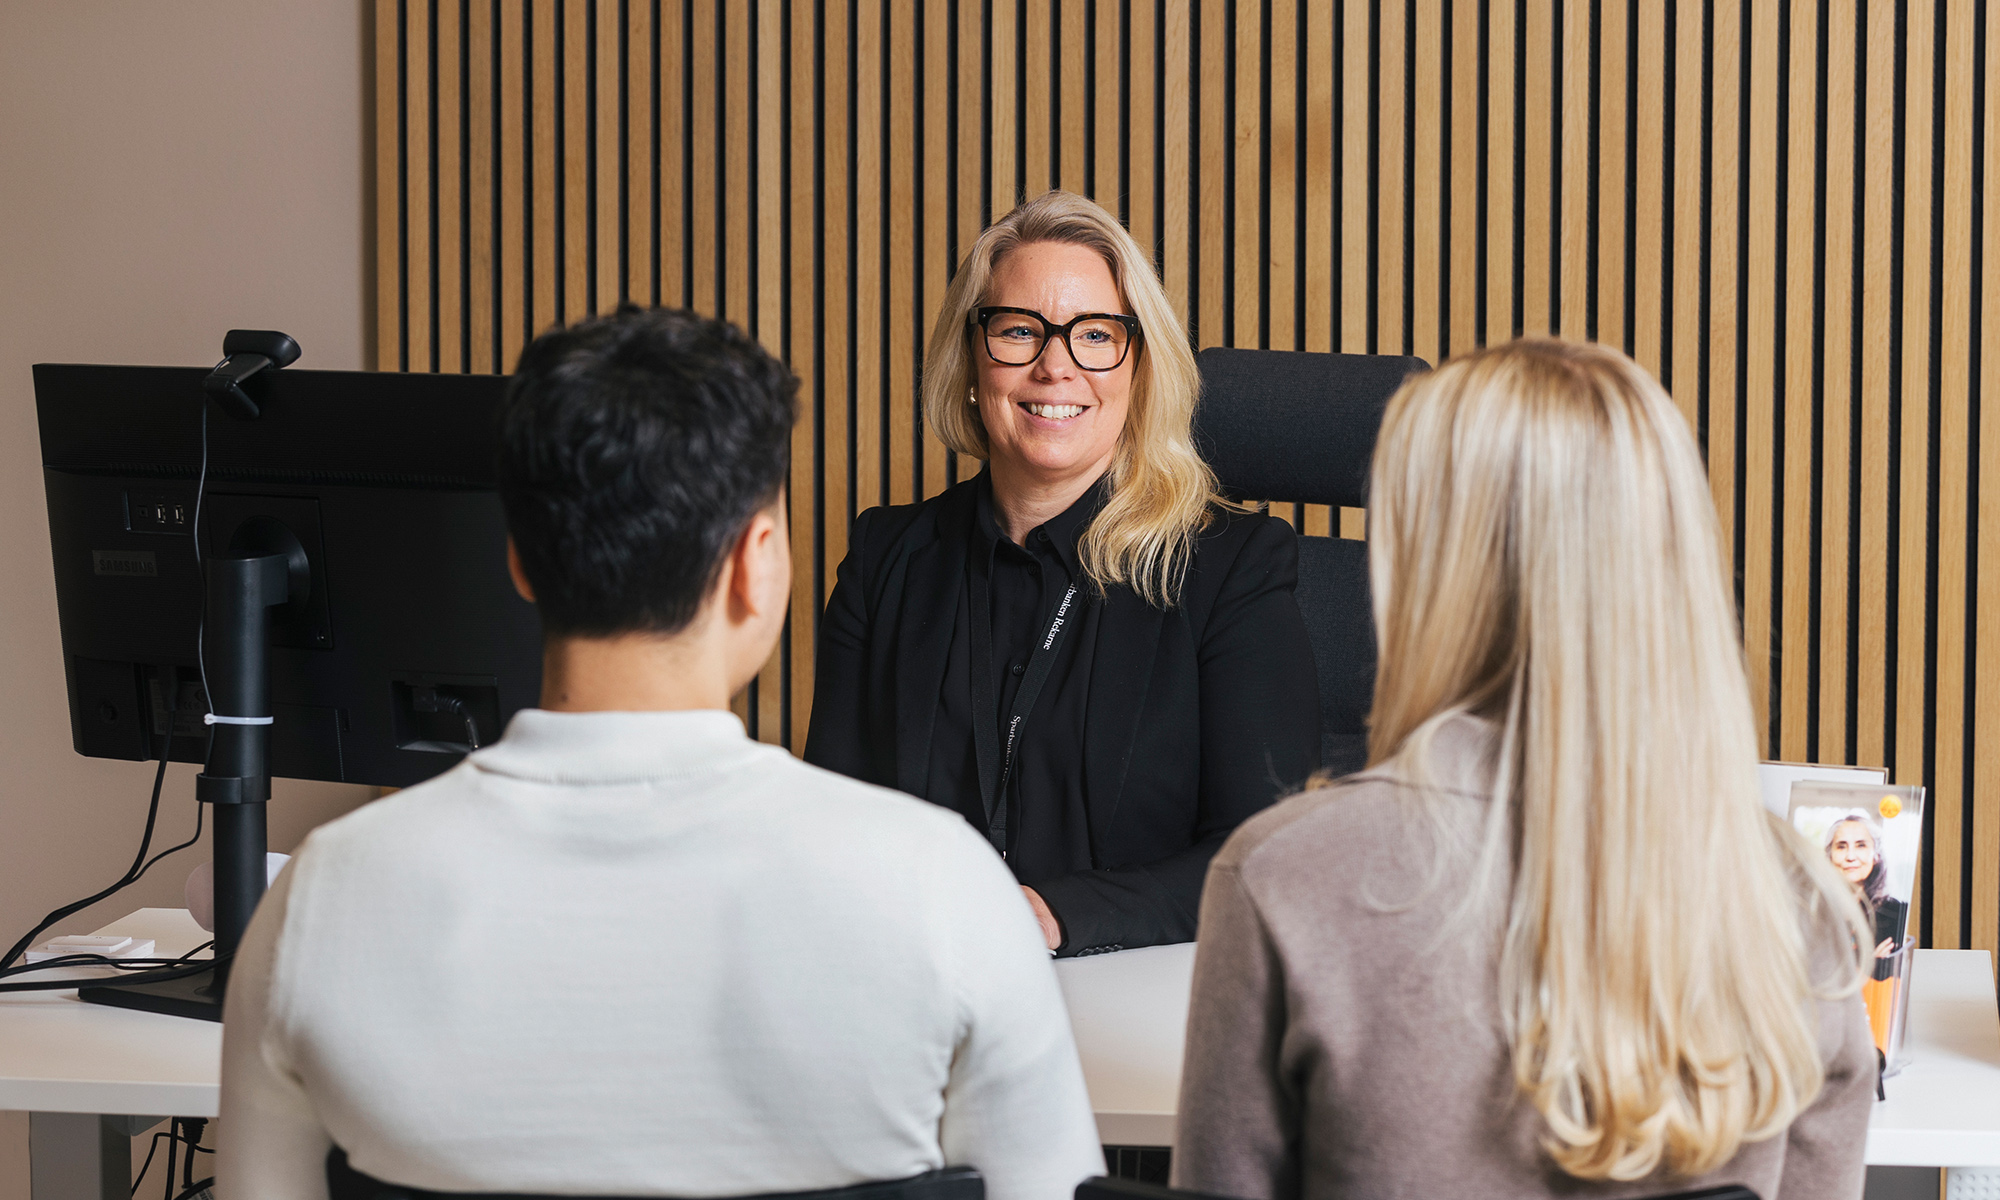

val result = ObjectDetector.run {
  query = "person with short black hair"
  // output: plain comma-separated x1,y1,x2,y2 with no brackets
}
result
217,307,1102,1200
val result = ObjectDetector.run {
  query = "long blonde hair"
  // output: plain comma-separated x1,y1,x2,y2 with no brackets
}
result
1365,339,1867,1182
921,190,1217,607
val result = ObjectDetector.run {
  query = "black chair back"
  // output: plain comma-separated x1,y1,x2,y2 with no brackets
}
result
1193,347,1427,776
1077,1175,1757,1200
328,1147,984,1200
1076,1178,1237,1200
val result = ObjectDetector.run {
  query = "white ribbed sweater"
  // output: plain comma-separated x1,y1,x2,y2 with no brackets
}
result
218,709,1101,1200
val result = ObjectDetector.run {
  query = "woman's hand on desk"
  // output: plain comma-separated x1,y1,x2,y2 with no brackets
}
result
1022,887,1062,952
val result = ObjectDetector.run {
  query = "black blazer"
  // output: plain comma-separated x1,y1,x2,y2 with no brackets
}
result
804,478,1321,955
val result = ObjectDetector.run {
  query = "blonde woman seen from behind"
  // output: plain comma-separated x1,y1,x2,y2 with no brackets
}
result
1172,339,1876,1200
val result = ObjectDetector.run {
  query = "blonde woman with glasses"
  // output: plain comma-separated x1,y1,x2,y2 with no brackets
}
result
1173,339,1875,1198
805,191,1320,958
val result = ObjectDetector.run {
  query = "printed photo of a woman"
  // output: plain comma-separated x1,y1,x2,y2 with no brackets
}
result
1822,810,1906,980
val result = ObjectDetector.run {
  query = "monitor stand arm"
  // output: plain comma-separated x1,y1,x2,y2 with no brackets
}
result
80,550,296,1022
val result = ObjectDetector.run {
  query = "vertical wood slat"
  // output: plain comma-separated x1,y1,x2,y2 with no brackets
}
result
1975,0,2000,962
1338,0,1367,354
1667,0,1703,427
788,0,818,752
888,0,916,508
469,0,496,372
531,1,557,331
1304,0,1333,357
1269,0,1296,354
1377,0,1406,356
991,0,1018,219
1060,0,1086,194
853,0,881,514
375,0,402,370
1779,0,1818,763
1025,2,1052,199
1557,0,1587,340
755,0,785,745
1630,0,1663,378
1095,0,1119,214
1744,0,1783,750
688,0,716,316
1410,0,1440,366
379,0,1996,952
1858,0,1894,772
500,1,527,363
1596,0,1627,351
438,0,464,373
406,0,434,372
1128,0,1156,258
660,0,686,309
596,0,621,314
1486,0,1515,348
1897,0,1937,940
1446,0,1475,360
1520,0,1553,339
921,0,951,502
1820,0,1857,768
1707,3,1741,592
1197,0,1225,347
822,0,850,601
1163,0,1190,325
1234,1,1263,350
562,0,588,322
627,0,653,307
1936,0,1975,947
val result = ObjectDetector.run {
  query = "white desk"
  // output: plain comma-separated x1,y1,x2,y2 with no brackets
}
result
1053,942,2000,1180
7,914,2000,1199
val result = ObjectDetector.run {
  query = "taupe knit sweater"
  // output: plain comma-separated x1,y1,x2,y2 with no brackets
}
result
1172,715,1876,1200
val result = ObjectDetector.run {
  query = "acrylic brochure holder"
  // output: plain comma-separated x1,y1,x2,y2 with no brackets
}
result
1784,779,1926,1077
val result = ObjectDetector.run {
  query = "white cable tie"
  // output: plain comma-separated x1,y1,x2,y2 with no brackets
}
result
203,713,275,726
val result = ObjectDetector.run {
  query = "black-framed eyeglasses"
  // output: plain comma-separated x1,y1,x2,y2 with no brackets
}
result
971,306,1142,372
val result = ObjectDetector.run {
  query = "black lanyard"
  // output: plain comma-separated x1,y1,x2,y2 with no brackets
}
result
966,548,1087,858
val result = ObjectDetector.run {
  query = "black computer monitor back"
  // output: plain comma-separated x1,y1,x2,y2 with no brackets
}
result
35,363,542,789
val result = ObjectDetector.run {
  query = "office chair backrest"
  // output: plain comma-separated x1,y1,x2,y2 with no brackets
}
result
1076,1176,1756,1200
327,1147,984,1200
1193,348,1428,776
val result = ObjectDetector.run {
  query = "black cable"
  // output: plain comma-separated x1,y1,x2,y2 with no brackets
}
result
169,1179,213,1200
0,756,169,972
0,941,215,980
0,956,223,995
139,795,205,878
132,1131,174,1196
193,402,213,721
160,1120,177,1200
179,1119,210,1192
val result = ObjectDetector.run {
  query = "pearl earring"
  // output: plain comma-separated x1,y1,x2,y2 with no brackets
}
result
968,390,978,405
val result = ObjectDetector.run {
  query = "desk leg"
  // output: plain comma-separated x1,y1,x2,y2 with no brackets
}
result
28,1114,166,1200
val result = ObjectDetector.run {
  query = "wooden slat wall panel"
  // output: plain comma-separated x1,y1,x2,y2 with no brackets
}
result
376,0,1997,955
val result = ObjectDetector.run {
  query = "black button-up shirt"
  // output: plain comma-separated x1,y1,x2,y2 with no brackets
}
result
925,474,1104,901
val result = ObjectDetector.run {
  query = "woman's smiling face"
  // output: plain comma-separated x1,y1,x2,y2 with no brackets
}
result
1828,820,1877,884
973,241,1135,492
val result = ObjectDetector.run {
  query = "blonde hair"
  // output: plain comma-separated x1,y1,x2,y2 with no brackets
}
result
1364,339,1867,1182
921,190,1218,607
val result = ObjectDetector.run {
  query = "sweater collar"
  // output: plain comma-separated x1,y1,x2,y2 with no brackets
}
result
466,708,760,784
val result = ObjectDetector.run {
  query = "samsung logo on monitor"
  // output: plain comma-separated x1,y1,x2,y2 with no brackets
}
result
93,550,157,578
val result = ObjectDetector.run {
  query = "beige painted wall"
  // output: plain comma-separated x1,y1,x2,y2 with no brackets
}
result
0,3,372,1196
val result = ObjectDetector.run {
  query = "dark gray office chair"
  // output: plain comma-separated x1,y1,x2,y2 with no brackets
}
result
1077,1176,1758,1200
327,1147,983,1200
1193,347,1429,778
